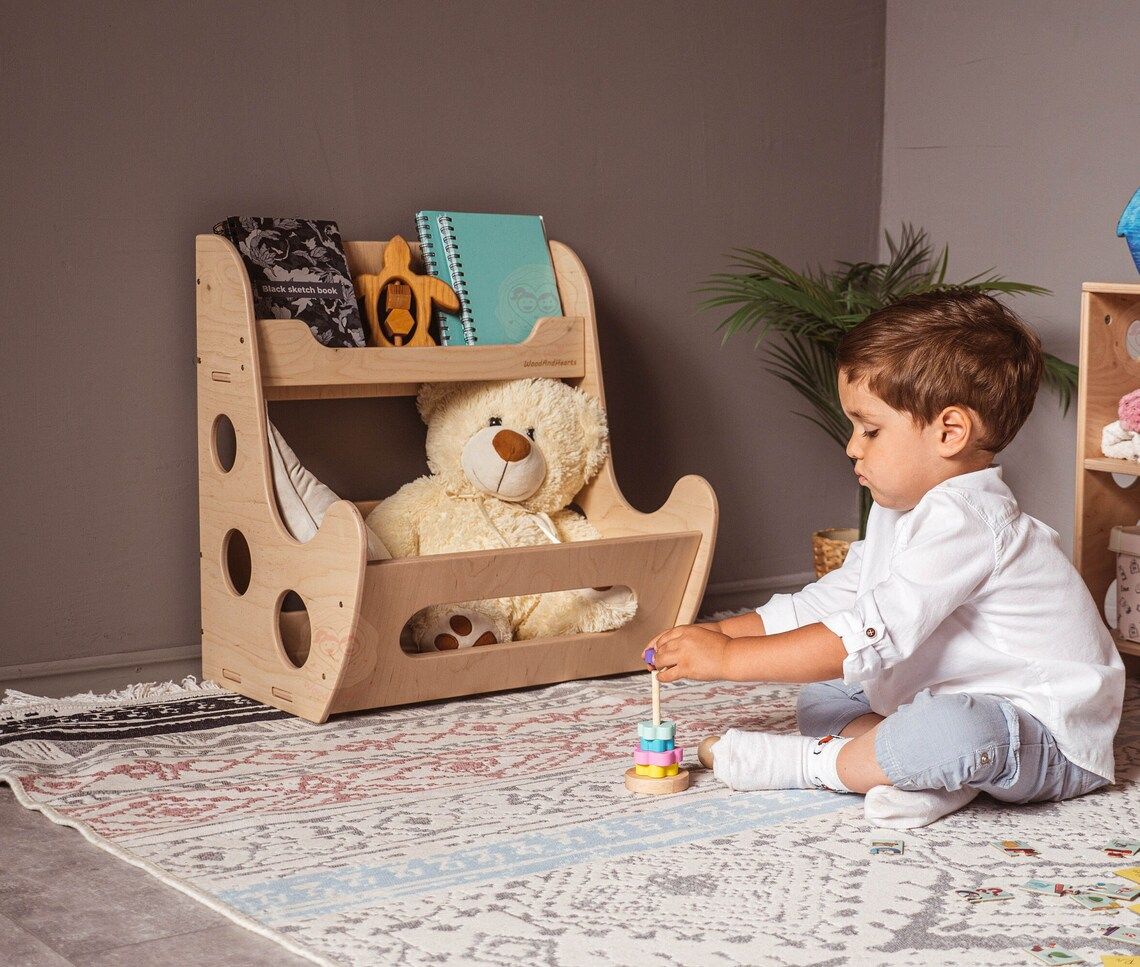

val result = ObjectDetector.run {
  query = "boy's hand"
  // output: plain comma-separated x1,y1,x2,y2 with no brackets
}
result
645,624,730,683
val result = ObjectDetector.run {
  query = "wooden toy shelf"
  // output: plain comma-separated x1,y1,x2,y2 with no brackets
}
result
258,315,586,400
1073,281,1140,659
196,233,718,722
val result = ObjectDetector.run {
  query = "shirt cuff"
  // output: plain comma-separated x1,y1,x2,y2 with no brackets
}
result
820,592,902,684
755,593,798,636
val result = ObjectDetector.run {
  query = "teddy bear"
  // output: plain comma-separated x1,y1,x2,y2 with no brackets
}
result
365,377,638,652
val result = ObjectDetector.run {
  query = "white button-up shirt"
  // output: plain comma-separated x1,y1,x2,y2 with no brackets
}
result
757,465,1124,781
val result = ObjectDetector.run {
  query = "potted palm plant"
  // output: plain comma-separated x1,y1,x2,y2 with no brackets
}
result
699,225,1078,573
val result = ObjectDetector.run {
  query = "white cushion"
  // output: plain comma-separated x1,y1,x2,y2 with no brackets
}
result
266,411,390,561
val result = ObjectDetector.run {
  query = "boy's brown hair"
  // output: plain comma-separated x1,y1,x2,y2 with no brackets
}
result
836,290,1044,453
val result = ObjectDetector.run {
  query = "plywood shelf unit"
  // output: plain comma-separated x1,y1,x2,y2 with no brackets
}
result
1073,281,1140,658
196,233,718,722
257,315,586,401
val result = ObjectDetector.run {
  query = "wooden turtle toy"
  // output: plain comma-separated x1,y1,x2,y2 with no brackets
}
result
354,235,460,347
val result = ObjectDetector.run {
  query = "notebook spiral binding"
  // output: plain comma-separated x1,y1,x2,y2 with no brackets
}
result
415,212,450,346
438,214,478,345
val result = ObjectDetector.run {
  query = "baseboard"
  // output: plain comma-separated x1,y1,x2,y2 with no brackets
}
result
0,571,812,699
0,645,202,700
698,571,814,617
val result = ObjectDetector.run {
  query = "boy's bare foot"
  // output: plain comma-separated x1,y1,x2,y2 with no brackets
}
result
698,735,720,769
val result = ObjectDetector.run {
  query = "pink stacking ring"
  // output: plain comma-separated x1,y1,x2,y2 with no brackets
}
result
633,746,684,767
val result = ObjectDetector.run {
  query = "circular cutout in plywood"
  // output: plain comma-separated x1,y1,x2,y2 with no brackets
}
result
212,414,237,472
1127,320,1140,360
222,528,251,596
277,590,311,669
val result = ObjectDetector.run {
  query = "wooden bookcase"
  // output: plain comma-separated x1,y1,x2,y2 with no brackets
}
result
196,234,718,722
1073,281,1140,659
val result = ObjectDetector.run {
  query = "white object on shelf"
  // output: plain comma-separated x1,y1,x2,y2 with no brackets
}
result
1108,525,1140,643
1102,420,1140,462
1110,516,1140,626
267,416,390,562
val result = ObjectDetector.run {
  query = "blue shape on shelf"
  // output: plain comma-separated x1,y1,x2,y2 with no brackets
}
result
1118,188,1140,274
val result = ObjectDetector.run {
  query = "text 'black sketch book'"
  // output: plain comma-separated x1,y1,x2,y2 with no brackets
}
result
213,217,366,348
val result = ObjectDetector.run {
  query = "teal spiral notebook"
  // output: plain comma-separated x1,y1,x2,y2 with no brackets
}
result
414,211,562,346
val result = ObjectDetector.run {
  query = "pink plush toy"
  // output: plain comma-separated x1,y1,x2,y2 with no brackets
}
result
1120,390,1140,433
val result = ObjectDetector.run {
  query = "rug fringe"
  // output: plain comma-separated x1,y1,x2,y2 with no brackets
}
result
0,676,225,719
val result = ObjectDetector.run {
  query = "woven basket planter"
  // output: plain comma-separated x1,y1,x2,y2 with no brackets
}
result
812,527,858,578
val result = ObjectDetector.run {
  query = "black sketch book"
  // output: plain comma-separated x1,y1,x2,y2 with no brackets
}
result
213,217,367,348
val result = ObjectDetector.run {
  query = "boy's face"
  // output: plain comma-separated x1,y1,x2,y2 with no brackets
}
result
838,371,978,512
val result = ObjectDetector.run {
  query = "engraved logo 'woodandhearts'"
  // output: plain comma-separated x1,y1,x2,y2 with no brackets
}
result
309,625,356,662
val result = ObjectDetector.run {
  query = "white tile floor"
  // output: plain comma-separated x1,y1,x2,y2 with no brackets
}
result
0,786,310,967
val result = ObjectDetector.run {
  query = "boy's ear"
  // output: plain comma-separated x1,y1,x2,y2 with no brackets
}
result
935,405,974,456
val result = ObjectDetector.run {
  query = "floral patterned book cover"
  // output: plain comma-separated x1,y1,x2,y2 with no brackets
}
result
213,216,366,348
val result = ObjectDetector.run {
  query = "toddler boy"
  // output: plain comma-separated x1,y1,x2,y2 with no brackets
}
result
648,290,1124,828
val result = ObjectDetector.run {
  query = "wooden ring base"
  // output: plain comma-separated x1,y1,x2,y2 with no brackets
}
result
624,766,690,795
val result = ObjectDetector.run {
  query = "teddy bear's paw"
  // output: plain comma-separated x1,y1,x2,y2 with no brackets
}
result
412,607,510,652
575,585,638,632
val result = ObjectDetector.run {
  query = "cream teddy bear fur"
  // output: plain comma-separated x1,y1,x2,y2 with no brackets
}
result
365,377,638,652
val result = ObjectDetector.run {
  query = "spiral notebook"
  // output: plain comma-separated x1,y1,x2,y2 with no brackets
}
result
414,211,562,345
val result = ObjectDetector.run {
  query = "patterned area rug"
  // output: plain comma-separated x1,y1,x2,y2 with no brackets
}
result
1,675,1138,967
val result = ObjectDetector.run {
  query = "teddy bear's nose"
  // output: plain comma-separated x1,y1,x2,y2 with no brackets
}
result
492,429,531,462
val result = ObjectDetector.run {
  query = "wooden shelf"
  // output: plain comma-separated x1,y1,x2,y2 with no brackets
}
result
195,233,720,721
1083,456,1140,476
258,315,586,400
1074,282,1140,669
1113,631,1140,658
1082,281,1140,295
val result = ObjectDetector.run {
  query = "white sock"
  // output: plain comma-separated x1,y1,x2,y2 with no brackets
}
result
864,784,979,829
712,729,853,792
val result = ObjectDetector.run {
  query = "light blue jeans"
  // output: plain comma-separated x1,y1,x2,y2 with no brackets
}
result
796,680,1108,803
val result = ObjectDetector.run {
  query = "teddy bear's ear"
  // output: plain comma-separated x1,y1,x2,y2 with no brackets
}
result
416,382,465,424
576,389,610,481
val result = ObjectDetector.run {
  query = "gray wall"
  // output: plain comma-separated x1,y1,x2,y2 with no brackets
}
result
881,0,1140,553
0,1,885,674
